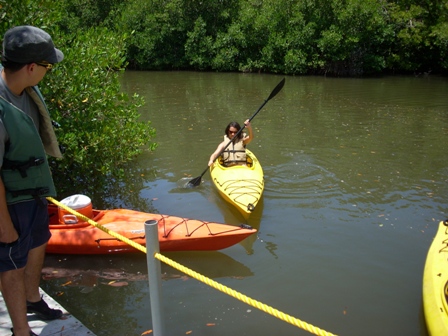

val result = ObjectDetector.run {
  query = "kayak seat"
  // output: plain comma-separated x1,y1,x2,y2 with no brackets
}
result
219,154,253,168
48,204,105,228
246,155,253,168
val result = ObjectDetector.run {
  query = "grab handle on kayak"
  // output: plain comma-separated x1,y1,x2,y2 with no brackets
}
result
240,224,253,229
62,214,78,224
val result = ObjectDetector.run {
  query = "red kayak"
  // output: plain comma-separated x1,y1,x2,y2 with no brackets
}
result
47,204,256,254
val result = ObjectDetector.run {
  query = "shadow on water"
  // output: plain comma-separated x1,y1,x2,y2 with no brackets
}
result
43,251,254,290
171,178,264,254
214,195,264,255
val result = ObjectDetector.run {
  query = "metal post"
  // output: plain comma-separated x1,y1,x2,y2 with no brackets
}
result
145,219,165,336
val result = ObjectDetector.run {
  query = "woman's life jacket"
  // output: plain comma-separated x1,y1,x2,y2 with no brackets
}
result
220,134,246,166
0,86,62,204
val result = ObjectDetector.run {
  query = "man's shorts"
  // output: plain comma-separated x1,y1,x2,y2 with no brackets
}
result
0,198,51,272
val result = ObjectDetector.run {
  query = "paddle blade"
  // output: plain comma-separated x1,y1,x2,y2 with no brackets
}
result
187,175,203,187
267,78,286,101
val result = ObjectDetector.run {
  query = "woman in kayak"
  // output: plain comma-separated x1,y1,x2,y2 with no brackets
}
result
208,119,253,167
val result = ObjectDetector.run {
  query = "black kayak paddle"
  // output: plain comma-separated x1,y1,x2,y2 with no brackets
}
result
187,77,286,188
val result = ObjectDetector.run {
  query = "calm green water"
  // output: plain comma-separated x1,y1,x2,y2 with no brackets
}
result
42,72,448,336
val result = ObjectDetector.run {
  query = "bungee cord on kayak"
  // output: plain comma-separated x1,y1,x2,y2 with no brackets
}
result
158,213,255,238
214,177,263,212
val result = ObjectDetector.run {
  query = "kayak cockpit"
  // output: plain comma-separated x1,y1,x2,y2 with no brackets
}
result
48,204,104,229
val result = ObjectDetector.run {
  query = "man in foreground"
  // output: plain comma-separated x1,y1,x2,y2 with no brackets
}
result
0,25,64,336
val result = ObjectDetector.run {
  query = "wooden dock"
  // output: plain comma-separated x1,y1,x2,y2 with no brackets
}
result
0,288,94,336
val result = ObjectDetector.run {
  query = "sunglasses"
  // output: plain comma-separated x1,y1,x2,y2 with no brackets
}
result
36,61,53,71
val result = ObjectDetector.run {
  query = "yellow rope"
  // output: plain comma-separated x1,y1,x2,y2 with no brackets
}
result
47,197,337,336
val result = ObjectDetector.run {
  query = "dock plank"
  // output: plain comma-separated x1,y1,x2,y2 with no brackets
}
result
0,288,94,336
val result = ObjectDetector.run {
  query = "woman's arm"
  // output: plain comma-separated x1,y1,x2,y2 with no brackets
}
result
243,119,253,145
208,142,226,166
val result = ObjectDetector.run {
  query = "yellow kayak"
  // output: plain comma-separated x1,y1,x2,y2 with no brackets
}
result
423,219,448,335
210,149,264,219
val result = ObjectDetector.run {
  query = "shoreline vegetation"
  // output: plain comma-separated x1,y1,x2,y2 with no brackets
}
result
1,0,446,202
66,0,447,77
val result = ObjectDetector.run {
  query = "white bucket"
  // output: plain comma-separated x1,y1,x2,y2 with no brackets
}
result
58,194,93,224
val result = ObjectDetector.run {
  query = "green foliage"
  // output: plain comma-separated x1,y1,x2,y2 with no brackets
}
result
60,0,117,29
283,15,318,74
315,0,393,75
185,17,214,70
431,21,448,69
385,0,448,73
212,23,246,71
27,0,445,76
115,0,188,69
387,3,428,70
43,27,156,193
0,0,64,32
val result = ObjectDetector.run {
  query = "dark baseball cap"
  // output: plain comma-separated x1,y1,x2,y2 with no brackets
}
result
2,25,64,64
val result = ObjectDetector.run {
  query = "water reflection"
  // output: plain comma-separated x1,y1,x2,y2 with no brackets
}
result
44,251,254,289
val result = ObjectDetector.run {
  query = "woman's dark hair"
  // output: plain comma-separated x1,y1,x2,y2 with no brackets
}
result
224,121,243,141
